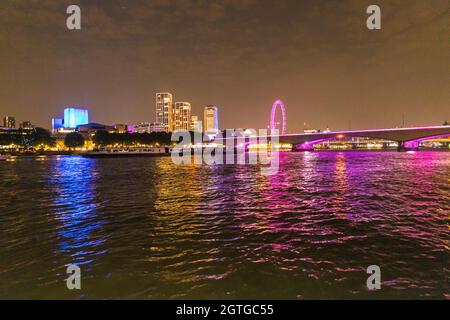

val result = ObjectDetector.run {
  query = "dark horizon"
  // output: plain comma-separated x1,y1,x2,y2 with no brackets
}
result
0,0,448,131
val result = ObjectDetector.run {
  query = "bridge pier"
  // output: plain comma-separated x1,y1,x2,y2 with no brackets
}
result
397,141,419,152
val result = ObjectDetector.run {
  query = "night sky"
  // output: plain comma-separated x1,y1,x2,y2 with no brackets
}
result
0,0,448,131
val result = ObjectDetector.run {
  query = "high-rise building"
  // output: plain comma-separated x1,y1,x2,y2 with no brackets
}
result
3,116,15,128
63,107,89,128
172,102,191,131
190,115,202,132
156,93,173,132
203,105,219,133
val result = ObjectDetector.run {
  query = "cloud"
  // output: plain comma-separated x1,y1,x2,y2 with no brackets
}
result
0,0,448,129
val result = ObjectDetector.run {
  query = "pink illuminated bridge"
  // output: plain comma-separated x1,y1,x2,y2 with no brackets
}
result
216,126,450,152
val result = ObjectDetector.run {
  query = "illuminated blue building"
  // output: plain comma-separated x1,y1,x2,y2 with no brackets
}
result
63,108,89,128
52,118,63,132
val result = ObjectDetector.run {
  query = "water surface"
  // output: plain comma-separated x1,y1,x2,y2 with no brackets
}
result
0,152,448,299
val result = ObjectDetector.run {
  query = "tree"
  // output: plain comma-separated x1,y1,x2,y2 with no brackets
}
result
92,130,111,146
64,132,85,150
31,127,55,148
91,131,173,147
444,120,449,126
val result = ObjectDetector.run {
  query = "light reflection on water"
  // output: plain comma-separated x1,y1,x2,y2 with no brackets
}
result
50,158,107,267
0,152,449,299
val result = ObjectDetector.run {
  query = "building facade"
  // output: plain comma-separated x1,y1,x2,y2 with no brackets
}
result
172,102,191,131
150,122,166,133
134,122,166,133
63,107,89,128
114,124,128,133
19,121,34,130
77,123,115,136
156,92,173,132
190,115,202,132
134,122,151,134
203,105,219,133
52,118,64,132
3,116,15,129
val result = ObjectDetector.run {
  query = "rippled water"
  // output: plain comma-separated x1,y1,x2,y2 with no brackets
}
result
0,152,449,299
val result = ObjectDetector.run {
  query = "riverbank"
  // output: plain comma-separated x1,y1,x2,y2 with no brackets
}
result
1,147,449,157
6,150,85,156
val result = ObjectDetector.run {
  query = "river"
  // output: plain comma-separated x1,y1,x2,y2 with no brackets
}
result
0,152,448,299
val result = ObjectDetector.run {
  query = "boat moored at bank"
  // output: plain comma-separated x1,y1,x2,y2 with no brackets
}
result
83,147,170,157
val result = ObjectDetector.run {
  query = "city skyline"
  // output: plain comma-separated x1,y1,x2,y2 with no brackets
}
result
2,94,450,133
1,1,448,131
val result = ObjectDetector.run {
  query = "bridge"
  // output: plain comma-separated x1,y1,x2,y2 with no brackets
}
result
216,126,450,151
275,126,450,151
216,99,450,151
